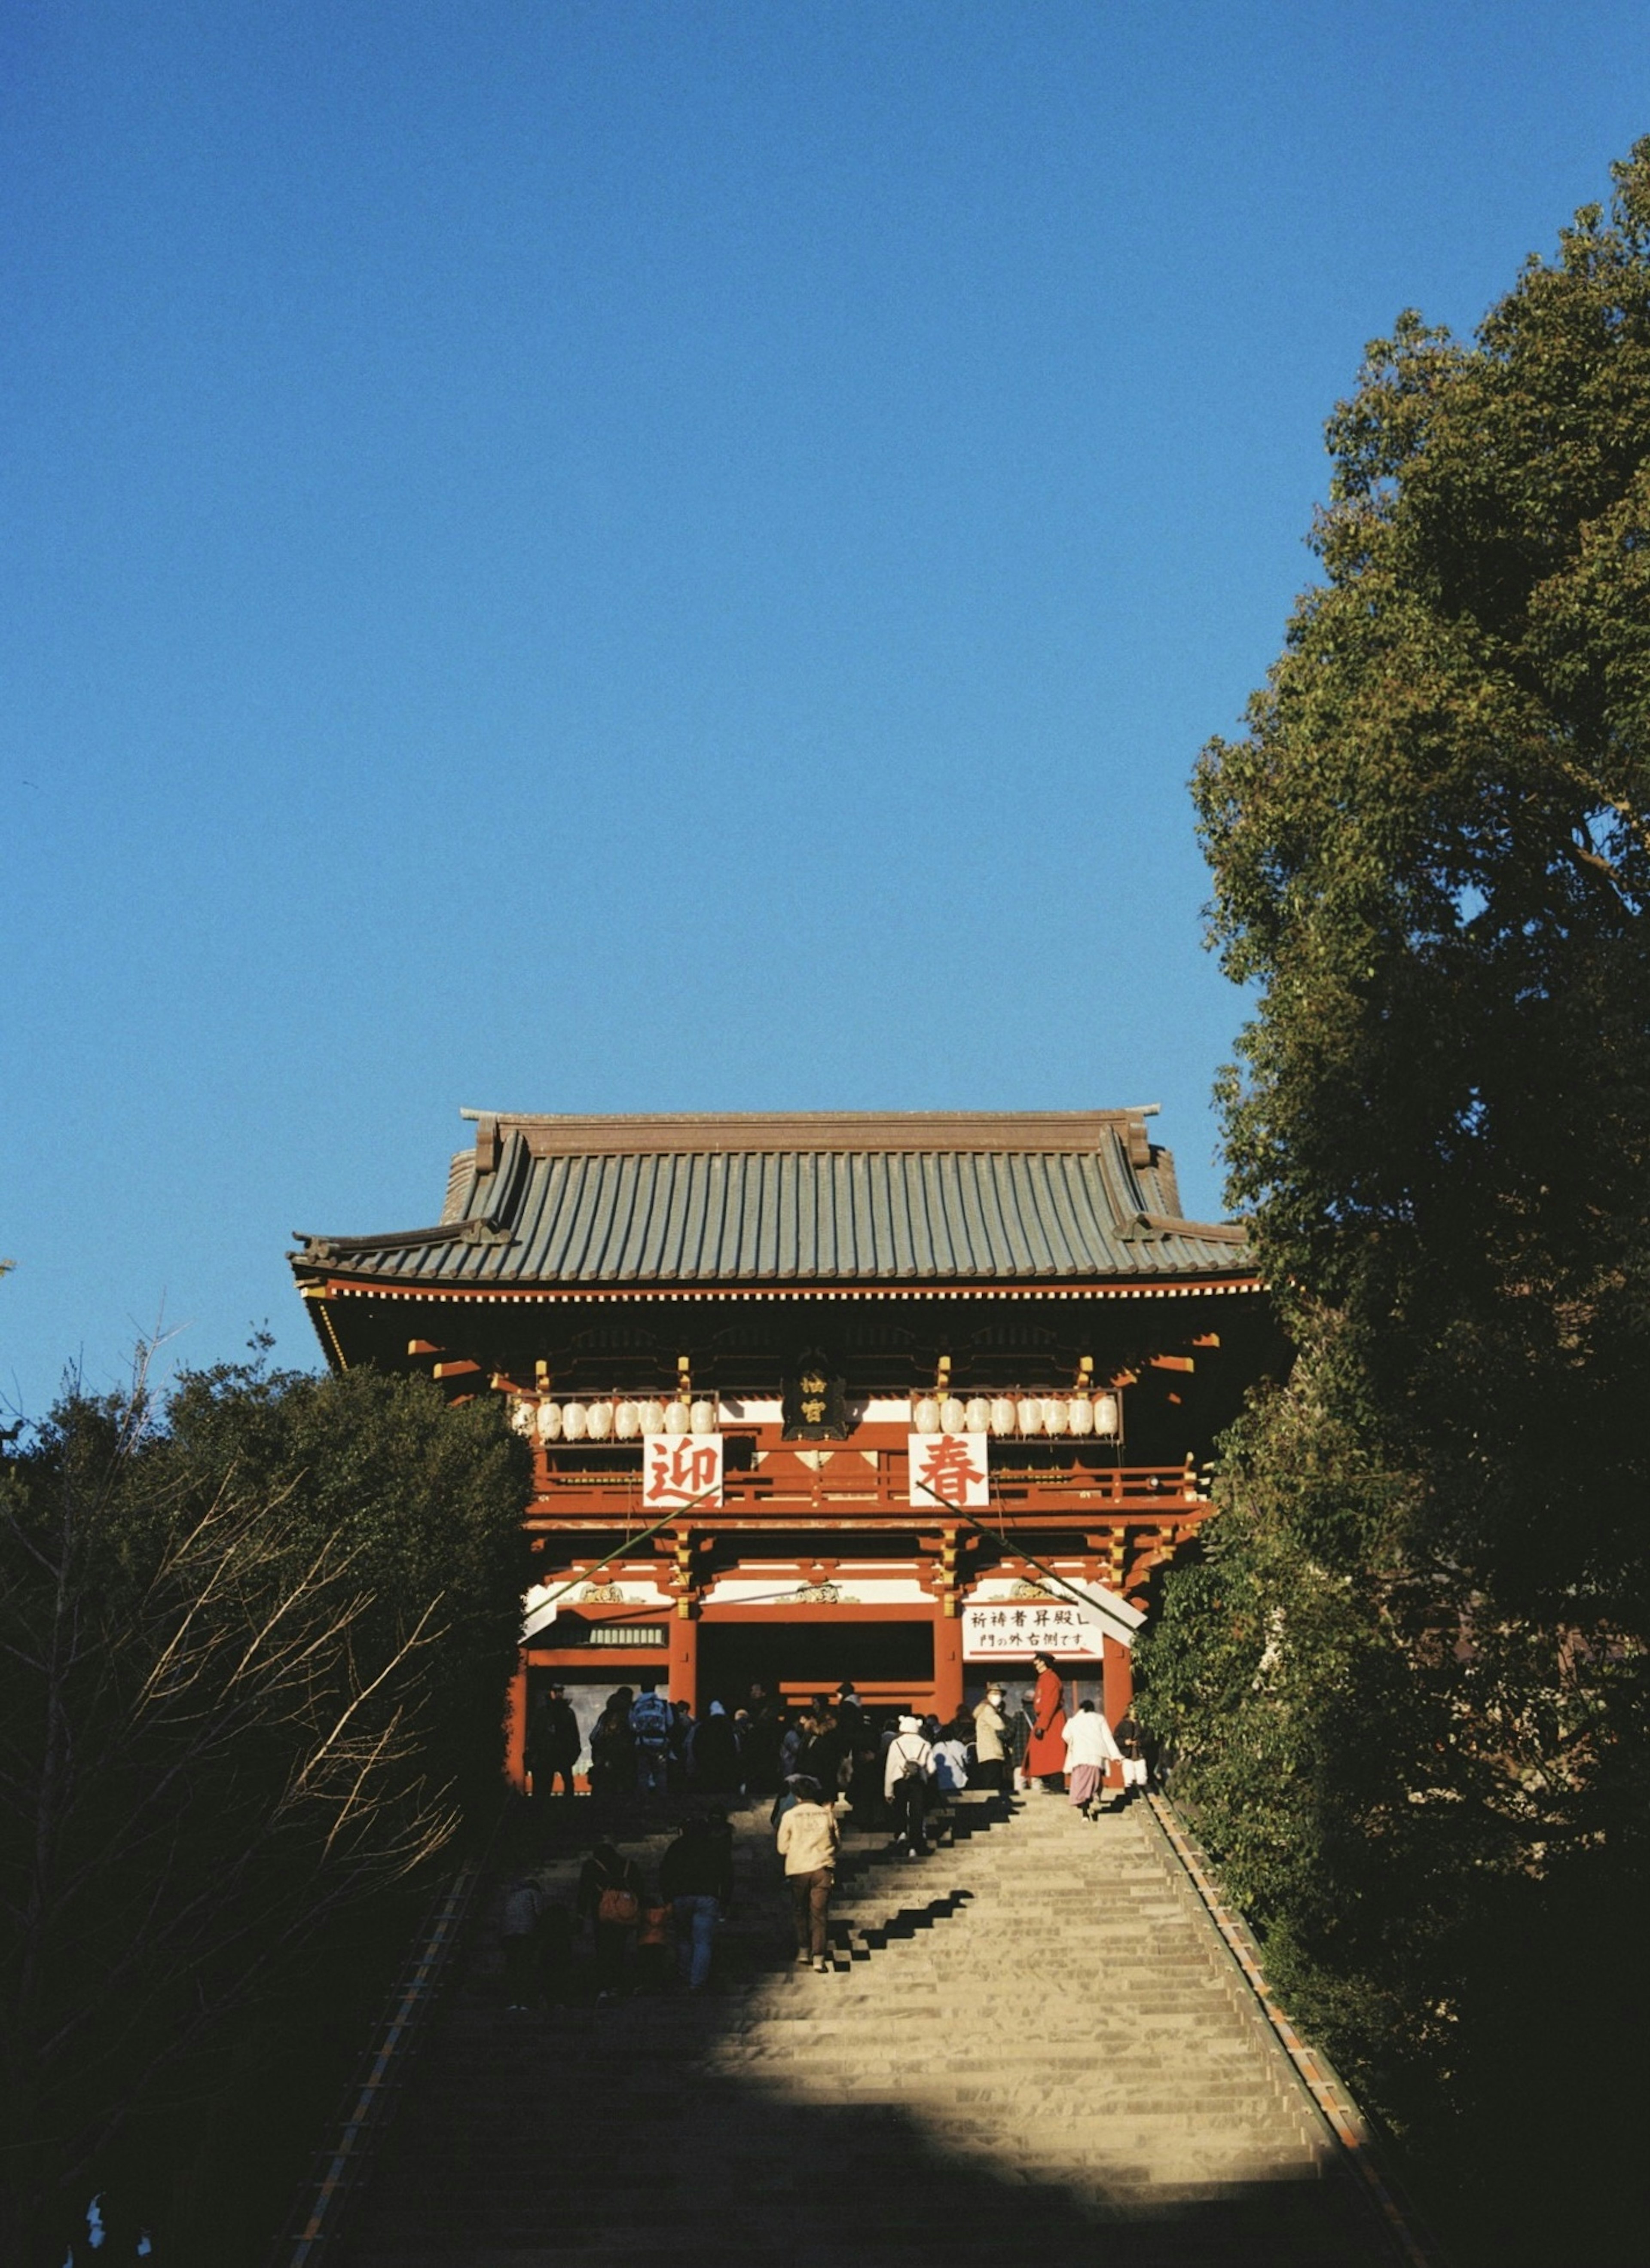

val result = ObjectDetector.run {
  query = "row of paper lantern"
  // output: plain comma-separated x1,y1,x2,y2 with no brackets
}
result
511,1398,718,1443
911,1392,1121,1439
509,1391,1121,1443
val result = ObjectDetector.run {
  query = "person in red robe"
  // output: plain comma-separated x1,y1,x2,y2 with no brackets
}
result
1022,1654,1068,1790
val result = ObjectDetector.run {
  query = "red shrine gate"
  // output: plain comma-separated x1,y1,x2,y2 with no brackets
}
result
289,1110,1274,1783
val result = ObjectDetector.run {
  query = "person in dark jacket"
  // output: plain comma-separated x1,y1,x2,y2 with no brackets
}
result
576,1842,643,2000
740,1700,785,1795
669,1698,695,1791
1004,1688,1033,1785
690,1699,741,1792
528,1682,581,1798
588,1690,636,1798
845,1703,883,1827
801,1706,852,1801
777,1708,807,1783
659,1813,736,1990
500,1875,543,2010
1115,1708,1150,1800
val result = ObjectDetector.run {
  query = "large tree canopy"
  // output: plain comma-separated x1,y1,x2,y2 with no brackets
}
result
1198,145,1650,1614
1141,144,1650,2266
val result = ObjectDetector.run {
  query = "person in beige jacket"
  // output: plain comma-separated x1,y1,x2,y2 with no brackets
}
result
776,1776,841,1973
971,1684,1009,1794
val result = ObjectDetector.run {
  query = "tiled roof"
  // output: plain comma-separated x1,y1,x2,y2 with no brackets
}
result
291,1111,1250,1289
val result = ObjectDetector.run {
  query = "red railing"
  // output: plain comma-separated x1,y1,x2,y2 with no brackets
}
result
530,1451,1204,1516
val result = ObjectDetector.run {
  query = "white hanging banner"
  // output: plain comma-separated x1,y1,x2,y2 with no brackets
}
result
907,1431,990,1510
962,1597,1106,1659
641,1432,724,1511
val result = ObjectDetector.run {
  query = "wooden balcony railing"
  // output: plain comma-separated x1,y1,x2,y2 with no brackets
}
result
529,1450,1205,1517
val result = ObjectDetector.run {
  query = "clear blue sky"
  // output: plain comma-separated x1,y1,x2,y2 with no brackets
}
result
4,3,1646,1417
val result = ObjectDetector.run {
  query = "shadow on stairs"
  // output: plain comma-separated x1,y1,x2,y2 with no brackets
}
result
296,1790,1410,2268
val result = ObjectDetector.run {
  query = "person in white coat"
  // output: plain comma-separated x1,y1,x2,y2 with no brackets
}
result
1061,1699,1122,1817
883,1714,935,1857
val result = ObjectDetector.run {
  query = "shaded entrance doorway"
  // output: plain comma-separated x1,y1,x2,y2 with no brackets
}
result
697,1618,935,1710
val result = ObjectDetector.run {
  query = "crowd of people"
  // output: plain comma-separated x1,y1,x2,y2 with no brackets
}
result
527,1661,1152,1812
527,1674,907,1804
504,1661,1154,2005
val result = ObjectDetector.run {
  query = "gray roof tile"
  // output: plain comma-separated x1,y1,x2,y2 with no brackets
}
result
293,1111,1251,1288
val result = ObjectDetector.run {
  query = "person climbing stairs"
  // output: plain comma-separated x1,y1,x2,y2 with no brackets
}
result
338,1790,1402,2267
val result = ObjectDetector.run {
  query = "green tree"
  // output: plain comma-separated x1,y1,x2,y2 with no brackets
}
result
161,1347,529,1810
0,1347,528,2256
1140,143,1650,2265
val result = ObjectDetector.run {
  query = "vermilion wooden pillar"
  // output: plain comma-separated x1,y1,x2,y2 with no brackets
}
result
504,1652,529,1792
934,1608,964,1723
1102,1633,1133,1788
670,1607,699,1712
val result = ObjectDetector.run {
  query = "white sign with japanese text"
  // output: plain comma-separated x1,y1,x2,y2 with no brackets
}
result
907,1431,990,1510
962,1598,1106,1659
641,1432,724,1511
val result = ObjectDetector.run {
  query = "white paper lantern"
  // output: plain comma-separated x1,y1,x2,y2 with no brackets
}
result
614,1401,640,1440
1067,1393,1094,1436
510,1400,535,1436
1094,1392,1121,1438
665,1401,691,1435
1042,1395,1069,1436
964,1397,992,1433
689,1398,716,1433
639,1399,666,1434
939,1396,966,1434
536,1401,562,1441
585,1400,613,1441
1017,1396,1044,1435
560,1401,587,1441
913,1396,941,1435
990,1397,1018,1437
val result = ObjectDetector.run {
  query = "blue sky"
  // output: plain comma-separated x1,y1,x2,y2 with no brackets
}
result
3,3,1646,1416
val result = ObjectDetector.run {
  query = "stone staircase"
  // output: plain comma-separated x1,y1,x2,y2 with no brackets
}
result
341,1790,1393,2268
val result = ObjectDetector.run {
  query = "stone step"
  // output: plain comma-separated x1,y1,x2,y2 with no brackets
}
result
340,1797,1389,2268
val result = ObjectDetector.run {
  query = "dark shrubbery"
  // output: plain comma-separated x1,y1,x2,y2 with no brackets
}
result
0,1347,528,2259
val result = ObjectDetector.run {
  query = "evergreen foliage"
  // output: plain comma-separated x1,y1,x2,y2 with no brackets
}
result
1140,143,1650,2265
0,1348,528,2256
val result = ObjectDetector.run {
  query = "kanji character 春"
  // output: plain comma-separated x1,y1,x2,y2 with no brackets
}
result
912,1434,985,1507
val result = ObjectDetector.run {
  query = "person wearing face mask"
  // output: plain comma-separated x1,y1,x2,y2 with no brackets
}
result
971,1682,1009,1794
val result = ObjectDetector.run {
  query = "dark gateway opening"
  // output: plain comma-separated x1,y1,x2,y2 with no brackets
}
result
698,1618,935,1707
